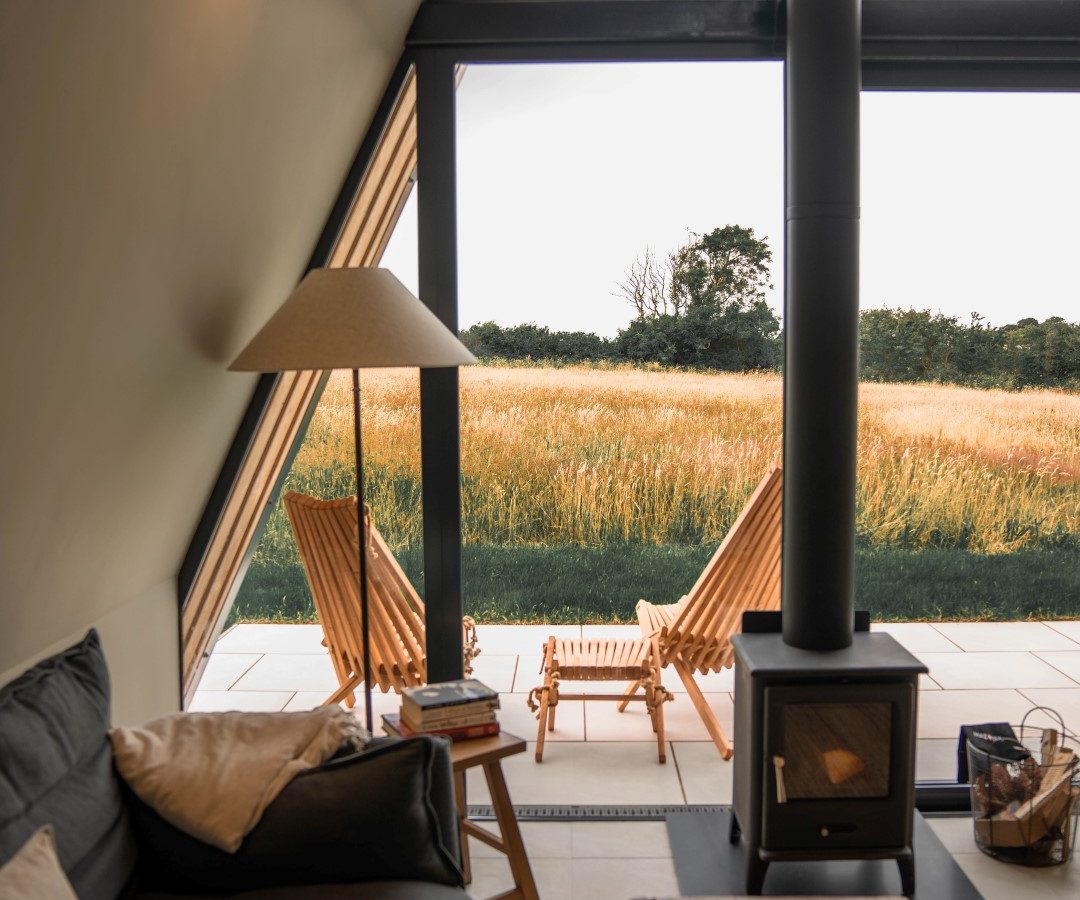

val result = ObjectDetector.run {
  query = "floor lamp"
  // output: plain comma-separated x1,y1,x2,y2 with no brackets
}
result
230,267,475,733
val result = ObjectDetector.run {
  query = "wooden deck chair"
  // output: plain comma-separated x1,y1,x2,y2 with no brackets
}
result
624,464,782,760
283,492,479,708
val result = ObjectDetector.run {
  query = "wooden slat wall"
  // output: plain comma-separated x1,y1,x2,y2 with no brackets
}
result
180,69,418,702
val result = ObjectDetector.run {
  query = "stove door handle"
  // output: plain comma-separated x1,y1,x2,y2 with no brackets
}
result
772,754,787,803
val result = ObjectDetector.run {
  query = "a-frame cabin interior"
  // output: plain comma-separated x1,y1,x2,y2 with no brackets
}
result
3,3,1080,899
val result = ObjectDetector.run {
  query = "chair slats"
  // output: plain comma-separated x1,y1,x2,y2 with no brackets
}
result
553,638,650,682
284,492,479,705
633,464,783,758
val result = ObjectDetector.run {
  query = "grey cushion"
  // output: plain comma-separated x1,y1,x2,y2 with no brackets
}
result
137,882,465,899
128,735,464,894
0,630,137,900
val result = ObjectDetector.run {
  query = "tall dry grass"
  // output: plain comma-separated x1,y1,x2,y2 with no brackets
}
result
268,365,1079,562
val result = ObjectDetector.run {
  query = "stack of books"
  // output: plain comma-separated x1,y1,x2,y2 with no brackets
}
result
383,678,500,741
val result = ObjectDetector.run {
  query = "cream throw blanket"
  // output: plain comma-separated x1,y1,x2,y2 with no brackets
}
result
110,708,367,852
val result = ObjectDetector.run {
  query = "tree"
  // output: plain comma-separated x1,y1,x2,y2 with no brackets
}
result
615,246,673,319
614,226,781,371
669,225,773,313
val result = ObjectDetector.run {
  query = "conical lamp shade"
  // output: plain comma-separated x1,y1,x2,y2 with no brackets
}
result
229,267,476,372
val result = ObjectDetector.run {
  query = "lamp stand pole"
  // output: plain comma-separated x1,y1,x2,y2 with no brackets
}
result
352,368,374,734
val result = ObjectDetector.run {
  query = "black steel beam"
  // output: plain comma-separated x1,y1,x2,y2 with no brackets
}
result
416,48,466,685
441,41,782,64
781,0,860,652
914,783,972,815
410,0,1080,89
864,60,1080,92
862,0,1080,56
409,1,782,48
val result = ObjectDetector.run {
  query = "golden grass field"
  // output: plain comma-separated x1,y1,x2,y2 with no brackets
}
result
284,364,1080,554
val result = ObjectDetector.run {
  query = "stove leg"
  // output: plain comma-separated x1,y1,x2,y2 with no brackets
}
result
896,850,915,898
744,851,769,895
728,810,741,844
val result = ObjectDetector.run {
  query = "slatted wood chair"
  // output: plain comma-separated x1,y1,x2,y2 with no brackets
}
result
624,463,783,760
284,492,479,707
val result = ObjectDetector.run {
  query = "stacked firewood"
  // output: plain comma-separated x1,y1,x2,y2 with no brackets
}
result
971,727,1079,851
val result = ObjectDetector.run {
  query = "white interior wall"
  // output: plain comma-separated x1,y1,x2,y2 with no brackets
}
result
0,0,419,719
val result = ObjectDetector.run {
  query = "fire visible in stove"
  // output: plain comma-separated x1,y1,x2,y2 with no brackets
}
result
778,702,890,800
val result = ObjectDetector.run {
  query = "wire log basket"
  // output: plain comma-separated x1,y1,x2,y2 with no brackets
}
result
967,707,1080,866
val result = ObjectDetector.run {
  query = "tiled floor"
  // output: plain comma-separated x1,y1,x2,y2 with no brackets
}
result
196,621,1080,898
458,818,1080,900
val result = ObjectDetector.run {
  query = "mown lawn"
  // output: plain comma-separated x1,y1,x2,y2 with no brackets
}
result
229,544,1080,626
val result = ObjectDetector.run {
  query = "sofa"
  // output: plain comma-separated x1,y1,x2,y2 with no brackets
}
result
0,631,467,899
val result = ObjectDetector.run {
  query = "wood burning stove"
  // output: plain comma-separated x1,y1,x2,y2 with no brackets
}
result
731,616,927,895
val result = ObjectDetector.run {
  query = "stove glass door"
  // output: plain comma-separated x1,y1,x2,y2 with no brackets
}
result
778,700,891,800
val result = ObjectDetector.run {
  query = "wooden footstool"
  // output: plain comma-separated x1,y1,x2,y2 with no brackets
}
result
528,636,672,762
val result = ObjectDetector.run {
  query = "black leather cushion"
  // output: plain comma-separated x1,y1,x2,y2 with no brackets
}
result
0,630,137,900
129,735,464,894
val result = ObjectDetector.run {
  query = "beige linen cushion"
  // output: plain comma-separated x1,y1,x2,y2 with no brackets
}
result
0,825,78,900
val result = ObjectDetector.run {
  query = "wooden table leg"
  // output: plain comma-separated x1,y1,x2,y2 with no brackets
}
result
483,760,539,900
454,769,472,885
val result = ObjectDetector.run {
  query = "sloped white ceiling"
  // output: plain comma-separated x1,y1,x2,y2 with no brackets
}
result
0,0,420,677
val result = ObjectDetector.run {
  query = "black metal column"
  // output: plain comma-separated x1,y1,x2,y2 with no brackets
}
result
782,0,861,651
416,49,465,683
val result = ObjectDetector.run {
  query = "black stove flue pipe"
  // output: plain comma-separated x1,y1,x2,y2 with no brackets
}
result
782,0,861,652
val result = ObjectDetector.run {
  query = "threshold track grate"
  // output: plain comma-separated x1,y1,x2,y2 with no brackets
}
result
464,803,727,821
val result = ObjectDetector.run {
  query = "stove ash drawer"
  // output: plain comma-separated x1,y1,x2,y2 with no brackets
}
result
760,798,910,851
760,680,917,852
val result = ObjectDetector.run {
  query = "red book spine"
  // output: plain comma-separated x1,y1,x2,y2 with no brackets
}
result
398,719,501,742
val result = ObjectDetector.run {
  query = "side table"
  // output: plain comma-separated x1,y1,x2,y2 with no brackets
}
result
451,732,539,900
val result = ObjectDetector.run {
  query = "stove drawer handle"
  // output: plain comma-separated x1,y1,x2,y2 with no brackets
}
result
773,754,787,804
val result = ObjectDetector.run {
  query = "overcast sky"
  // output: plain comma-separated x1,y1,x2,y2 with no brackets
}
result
381,62,1080,337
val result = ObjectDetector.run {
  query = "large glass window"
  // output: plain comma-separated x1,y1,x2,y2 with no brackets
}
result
859,91,1080,782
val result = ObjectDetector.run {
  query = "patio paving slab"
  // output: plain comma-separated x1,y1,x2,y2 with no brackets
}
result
198,653,262,690
467,822,572,860
467,741,684,806
570,855,679,900
468,653,518,693
872,622,964,653
916,738,959,781
916,689,1034,739
670,741,734,804
230,653,338,692
571,821,671,858
468,856,572,900
1016,687,1080,731
1043,620,1080,643
214,624,327,655
932,621,1080,652
916,651,1078,689
188,690,293,712
1033,650,1080,684
500,692,585,742
584,692,733,743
